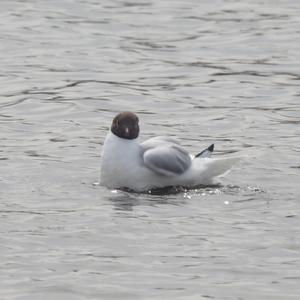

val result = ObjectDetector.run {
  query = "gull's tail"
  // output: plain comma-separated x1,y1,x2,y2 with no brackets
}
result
190,156,241,186
203,156,240,179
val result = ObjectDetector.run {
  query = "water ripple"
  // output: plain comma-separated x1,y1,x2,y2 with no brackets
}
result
1,0,300,299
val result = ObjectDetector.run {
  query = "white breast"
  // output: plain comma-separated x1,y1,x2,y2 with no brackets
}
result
100,132,146,189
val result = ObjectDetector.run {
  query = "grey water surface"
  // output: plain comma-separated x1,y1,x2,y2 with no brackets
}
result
0,0,300,299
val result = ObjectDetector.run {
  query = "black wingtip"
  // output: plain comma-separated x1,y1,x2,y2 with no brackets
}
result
208,143,214,152
195,143,215,158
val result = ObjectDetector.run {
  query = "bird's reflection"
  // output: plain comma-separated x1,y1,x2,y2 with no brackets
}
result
108,186,189,212
108,192,140,211
106,184,238,212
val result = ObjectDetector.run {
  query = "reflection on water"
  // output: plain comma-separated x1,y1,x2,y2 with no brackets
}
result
108,191,141,211
107,183,268,213
1,0,300,299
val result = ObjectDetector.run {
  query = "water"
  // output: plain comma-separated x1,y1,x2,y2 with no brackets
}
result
1,0,299,299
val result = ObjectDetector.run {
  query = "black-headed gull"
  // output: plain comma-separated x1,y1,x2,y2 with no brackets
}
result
100,112,239,191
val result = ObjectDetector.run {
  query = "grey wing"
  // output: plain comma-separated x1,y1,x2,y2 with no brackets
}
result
142,143,192,177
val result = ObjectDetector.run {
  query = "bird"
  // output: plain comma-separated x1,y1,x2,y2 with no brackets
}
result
100,111,239,192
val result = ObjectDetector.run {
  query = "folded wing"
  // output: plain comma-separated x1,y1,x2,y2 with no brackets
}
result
141,137,191,176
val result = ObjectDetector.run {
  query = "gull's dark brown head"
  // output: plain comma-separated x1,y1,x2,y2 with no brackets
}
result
111,111,139,140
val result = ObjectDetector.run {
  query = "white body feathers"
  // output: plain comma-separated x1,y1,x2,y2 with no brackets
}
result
100,132,238,192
